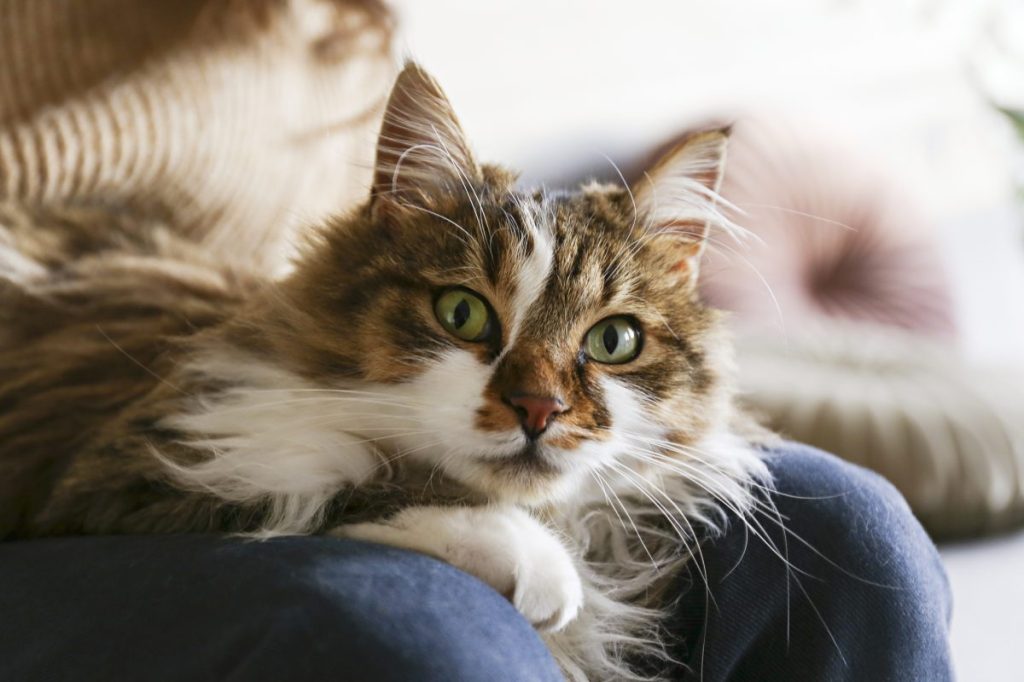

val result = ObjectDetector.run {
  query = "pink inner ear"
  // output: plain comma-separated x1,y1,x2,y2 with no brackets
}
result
646,227,707,285
670,249,699,277
671,258,691,273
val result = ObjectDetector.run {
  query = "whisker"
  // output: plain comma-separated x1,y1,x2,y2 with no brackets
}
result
591,469,660,570
97,325,189,396
604,460,712,595
729,202,857,232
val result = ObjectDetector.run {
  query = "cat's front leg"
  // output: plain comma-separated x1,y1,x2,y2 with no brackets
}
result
330,505,584,632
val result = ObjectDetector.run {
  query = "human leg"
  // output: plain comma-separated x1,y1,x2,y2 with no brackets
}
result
667,443,953,681
0,534,562,682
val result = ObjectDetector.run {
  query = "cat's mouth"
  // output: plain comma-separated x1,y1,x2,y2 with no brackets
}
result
501,441,560,476
460,440,576,505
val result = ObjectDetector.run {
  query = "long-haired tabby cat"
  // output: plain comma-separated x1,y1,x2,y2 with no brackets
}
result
0,63,769,680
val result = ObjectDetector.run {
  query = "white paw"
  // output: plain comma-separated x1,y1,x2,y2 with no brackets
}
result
509,532,584,632
333,505,583,632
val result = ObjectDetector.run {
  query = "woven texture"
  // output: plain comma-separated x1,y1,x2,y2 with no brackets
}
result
736,325,1024,539
0,0,395,271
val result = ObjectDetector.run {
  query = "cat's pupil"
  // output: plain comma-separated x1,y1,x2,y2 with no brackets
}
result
602,325,618,354
453,299,470,329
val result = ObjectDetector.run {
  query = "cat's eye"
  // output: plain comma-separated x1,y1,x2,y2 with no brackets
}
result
434,288,493,342
584,317,642,364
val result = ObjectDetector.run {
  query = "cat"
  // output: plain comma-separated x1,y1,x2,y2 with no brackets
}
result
0,62,770,680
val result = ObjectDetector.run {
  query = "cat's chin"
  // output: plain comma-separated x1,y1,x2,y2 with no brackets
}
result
445,444,584,507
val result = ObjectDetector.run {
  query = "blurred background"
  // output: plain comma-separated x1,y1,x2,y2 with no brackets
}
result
2,0,1022,678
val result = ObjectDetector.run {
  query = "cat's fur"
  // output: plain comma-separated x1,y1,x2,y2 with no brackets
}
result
0,63,769,680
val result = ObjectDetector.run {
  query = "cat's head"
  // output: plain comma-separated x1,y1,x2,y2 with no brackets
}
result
272,63,740,505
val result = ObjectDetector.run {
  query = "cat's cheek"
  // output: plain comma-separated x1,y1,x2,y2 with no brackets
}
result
394,348,518,460
597,375,666,443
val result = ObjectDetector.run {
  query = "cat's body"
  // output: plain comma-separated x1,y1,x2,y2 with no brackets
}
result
0,64,769,680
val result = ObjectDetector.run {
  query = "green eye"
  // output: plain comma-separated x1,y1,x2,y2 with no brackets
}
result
435,288,493,341
585,317,642,364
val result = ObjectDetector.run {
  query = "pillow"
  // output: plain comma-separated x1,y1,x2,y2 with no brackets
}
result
703,116,957,338
736,324,1024,540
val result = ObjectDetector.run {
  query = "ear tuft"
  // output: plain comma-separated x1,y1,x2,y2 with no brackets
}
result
631,127,731,286
371,62,479,210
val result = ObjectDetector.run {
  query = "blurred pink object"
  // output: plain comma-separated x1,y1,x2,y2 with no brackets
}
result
685,118,958,338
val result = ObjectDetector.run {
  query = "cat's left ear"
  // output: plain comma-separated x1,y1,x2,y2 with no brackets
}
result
631,127,730,287
370,62,481,214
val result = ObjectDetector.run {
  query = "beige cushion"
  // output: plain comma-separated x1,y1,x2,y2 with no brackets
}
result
736,324,1024,539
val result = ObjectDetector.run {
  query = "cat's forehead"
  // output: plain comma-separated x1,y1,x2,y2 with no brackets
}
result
436,182,639,270
445,183,658,336
525,183,636,243
477,182,641,265
348,178,671,339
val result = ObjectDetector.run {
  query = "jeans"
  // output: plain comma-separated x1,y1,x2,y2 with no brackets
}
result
0,443,953,681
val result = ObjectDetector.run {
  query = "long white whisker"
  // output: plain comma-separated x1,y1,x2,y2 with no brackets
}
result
605,460,714,596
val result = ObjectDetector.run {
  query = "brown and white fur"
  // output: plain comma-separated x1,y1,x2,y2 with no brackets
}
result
0,63,770,680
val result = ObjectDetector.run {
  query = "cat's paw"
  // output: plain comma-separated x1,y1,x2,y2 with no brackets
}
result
507,525,584,632
332,505,583,632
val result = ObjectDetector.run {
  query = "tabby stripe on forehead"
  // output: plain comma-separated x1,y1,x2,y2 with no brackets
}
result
600,261,619,306
483,233,502,287
567,241,587,281
506,202,554,347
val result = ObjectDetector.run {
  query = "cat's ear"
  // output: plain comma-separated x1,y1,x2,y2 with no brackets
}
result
370,62,480,213
631,127,730,287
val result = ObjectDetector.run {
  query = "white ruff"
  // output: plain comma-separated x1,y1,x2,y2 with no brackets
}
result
158,347,526,533
545,430,769,682
158,352,382,535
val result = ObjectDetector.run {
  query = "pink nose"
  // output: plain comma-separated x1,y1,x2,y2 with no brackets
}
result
504,394,568,439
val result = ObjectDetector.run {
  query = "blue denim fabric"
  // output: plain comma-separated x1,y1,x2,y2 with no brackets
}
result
0,444,952,681
668,443,954,681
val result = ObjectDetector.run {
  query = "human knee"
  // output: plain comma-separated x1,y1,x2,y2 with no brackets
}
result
225,538,563,682
762,444,950,613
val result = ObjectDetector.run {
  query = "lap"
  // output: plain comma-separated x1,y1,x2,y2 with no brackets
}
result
0,534,561,682
668,442,953,681
0,443,952,682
